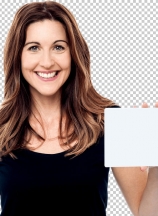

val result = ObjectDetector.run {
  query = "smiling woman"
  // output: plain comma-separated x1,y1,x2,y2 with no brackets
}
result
21,20,71,99
0,2,116,215
0,1,158,216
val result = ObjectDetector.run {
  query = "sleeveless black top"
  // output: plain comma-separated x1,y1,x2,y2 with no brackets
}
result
0,135,109,216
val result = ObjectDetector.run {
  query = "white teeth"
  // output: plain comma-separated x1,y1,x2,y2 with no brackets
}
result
37,72,57,78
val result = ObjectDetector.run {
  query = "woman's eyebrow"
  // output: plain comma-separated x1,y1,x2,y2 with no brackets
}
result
24,40,68,47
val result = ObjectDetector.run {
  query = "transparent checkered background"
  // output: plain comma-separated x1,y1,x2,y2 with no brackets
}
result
1,1,158,215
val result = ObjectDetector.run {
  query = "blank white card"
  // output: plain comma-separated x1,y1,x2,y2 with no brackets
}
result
104,108,158,167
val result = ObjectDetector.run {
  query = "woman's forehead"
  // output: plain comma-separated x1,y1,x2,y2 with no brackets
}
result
25,20,67,42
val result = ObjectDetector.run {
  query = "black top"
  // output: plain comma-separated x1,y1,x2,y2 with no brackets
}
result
0,135,109,216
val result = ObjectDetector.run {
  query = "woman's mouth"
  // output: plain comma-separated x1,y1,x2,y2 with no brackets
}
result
36,71,59,79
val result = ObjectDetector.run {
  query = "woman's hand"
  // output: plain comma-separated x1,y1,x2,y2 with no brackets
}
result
113,101,158,216
140,102,158,172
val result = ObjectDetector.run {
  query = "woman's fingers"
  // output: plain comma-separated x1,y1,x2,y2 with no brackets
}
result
141,101,158,108
142,102,149,108
154,102,158,107
140,166,148,171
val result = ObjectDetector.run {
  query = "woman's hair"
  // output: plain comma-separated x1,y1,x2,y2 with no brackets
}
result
0,1,117,158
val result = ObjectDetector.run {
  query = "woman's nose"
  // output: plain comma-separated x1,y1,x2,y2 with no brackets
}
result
39,52,55,68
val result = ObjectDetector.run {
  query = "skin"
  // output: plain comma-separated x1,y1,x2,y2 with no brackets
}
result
21,19,158,215
21,19,71,100
138,167,158,216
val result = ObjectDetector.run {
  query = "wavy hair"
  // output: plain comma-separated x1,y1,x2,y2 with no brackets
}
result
0,1,117,158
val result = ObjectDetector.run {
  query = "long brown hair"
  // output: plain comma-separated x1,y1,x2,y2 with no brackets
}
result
0,1,117,158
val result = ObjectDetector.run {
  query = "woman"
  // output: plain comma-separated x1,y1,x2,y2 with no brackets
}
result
0,1,158,216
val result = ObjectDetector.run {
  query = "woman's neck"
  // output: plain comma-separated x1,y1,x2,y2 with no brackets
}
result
28,91,64,140
30,90,62,124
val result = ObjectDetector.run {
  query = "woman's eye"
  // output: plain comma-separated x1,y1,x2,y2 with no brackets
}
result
54,45,65,51
28,46,39,51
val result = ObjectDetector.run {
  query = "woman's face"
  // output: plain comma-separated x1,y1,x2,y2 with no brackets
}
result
21,19,71,99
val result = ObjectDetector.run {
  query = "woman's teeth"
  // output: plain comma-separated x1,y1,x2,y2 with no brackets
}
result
37,72,58,78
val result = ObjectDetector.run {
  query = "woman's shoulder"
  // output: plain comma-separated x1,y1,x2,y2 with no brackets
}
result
107,105,121,108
